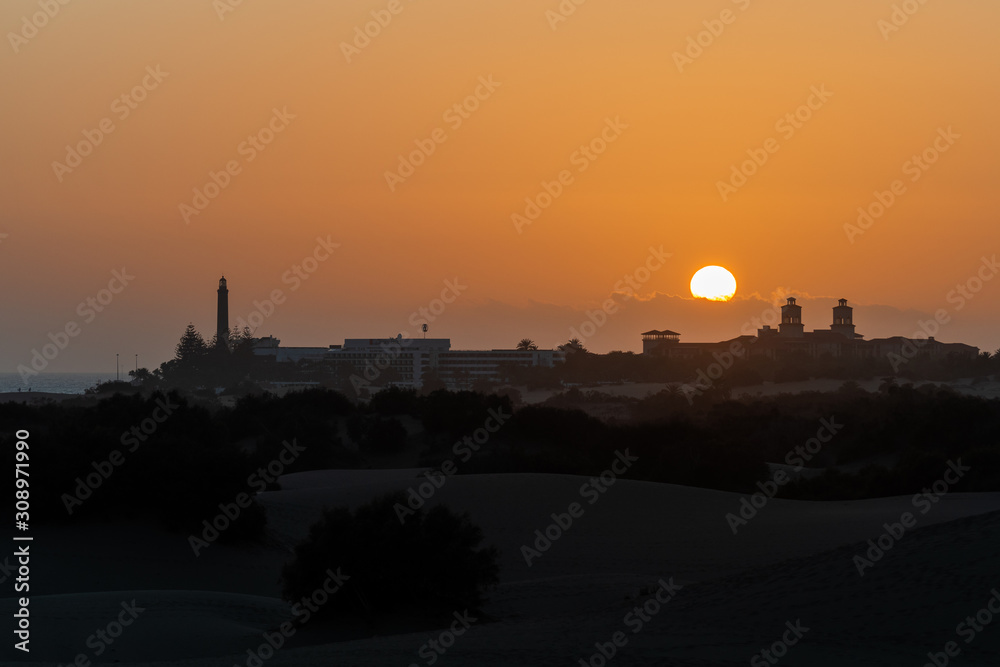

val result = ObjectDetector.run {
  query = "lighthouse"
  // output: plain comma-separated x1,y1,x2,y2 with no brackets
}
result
217,276,229,348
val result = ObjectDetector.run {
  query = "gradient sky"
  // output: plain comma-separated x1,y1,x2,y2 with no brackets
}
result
2,0,998,375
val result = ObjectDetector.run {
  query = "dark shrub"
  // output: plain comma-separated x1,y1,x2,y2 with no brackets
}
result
281,493,499,619
363,417,409,454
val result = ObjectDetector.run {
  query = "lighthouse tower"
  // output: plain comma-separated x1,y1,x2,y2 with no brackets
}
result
831,298,856,339
217,276,229,348
779,297,804,338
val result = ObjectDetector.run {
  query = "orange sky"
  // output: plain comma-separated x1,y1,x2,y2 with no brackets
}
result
2,0,998,373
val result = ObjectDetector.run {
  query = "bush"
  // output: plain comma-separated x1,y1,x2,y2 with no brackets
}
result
281,493,499,619
369,386,419,416
363,417,408,454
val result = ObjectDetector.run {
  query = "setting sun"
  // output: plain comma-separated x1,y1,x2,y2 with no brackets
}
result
690,266,737,302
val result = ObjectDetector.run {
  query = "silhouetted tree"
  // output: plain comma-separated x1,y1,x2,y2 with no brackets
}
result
230,325,257,354
176,324,208,360
363,417,408,454
516,338,538,351
370,386,419,416
281,493,499,620
878,376,898,394
128,367,154,384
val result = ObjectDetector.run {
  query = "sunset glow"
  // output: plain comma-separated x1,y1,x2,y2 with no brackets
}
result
5,4,1000,663
1,0,998,372
690,266,738,302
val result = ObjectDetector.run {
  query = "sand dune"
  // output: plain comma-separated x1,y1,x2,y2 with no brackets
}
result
6,470,1000,666
14,591,290,664
263,470,1000,585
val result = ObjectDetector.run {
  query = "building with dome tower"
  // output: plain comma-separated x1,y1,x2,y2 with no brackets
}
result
642,297,977,363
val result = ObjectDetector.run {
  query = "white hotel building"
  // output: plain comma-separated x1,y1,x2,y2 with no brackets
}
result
252,335,560,389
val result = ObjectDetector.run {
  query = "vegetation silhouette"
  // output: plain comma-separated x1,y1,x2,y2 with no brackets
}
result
106,325,1000,395
6,374,1000,541
281,493,499,620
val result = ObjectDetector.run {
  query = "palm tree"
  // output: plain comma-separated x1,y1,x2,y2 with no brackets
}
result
560,338,587,354
516,338,538,351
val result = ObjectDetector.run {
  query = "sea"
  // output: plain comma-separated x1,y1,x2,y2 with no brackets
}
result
0,372,118,395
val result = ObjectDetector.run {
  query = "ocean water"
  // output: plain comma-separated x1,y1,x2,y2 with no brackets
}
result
0,372,118,395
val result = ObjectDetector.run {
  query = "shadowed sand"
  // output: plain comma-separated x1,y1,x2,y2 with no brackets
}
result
6,470,1000,665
